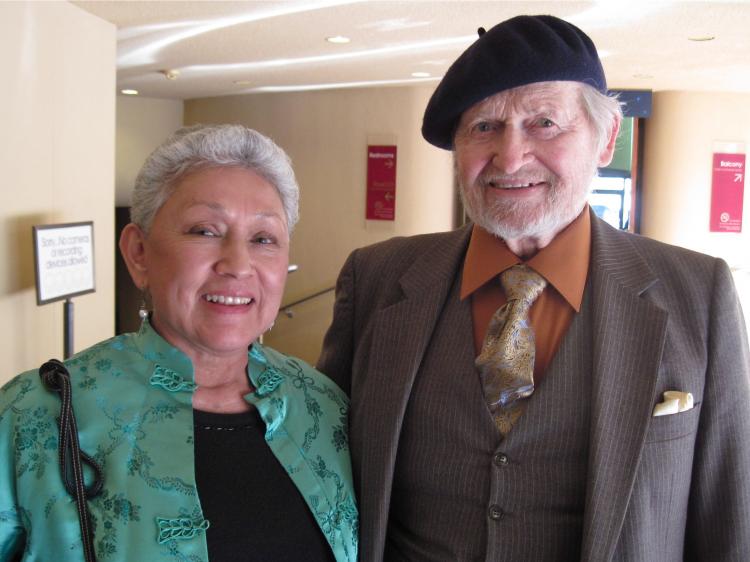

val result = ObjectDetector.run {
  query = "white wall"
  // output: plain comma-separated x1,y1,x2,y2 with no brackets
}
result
0,2,116,382
116,96,184,206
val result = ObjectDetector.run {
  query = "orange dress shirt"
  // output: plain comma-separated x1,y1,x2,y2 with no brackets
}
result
460,207,591,384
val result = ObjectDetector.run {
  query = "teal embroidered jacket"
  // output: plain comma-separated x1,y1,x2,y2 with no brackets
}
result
0,320,358,562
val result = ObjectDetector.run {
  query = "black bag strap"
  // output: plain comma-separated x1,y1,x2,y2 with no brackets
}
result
39,359,104,562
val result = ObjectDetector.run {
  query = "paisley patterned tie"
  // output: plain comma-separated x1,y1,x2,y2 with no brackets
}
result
476,265,547,437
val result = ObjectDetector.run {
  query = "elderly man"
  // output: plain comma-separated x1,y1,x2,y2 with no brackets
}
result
319,15,750,562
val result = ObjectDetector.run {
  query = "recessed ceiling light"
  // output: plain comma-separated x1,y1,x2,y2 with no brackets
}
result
121,89,139,95
688,35,715,42
326,35,350,44
411,71,431,78
159,69,180,80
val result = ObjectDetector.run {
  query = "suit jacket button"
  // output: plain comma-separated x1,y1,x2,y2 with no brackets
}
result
488,505,504,521
494,452,509,466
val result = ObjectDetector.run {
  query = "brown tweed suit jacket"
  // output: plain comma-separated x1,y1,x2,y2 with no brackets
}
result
319,211,750,562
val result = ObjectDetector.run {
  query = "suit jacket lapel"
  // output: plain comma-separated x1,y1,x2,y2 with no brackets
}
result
581,214,669,560
353,225,472,558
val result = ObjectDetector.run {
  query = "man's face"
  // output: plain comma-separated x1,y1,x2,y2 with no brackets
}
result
454,81,615,242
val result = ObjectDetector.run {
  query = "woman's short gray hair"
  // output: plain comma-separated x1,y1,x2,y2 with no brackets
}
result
579,84,624,155
131,124,299,233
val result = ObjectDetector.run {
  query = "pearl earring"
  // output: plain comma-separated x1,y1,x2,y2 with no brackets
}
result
138,286,149,320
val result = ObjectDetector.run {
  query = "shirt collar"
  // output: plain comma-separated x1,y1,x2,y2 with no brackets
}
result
460,206,591,311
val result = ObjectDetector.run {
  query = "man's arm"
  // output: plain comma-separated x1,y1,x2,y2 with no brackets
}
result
686,258,750,560
318,251,357,396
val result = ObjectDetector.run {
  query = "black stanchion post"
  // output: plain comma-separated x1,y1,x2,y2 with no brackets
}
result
64,298,74,359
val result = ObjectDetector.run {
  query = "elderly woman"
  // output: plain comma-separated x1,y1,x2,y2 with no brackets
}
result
0,125,357,562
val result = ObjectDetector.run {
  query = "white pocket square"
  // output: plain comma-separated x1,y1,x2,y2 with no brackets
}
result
653,391,694,417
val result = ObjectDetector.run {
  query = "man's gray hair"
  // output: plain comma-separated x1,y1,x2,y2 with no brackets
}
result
579,84,624,155
131,124,300,233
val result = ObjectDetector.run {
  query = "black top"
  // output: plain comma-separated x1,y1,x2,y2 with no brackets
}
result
193,408,335,562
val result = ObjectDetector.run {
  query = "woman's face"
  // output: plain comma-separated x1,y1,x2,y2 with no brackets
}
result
134,166,289,364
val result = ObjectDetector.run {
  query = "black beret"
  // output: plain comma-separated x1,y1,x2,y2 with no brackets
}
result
422,15,607,149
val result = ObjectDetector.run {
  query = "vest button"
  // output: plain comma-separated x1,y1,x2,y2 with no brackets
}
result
488,505,504,521
494,452,509,466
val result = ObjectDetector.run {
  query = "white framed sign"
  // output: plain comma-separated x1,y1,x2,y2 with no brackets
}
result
33,221,95,305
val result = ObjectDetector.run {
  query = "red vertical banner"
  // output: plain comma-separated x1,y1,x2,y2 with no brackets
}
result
710,152,745,232
366,145,397,221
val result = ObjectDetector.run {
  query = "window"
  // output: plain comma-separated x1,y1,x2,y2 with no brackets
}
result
591,174,632,230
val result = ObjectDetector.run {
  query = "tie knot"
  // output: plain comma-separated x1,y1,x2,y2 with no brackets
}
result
500,265,547,303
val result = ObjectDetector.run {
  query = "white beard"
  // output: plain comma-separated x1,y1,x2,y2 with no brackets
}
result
458,166,598,240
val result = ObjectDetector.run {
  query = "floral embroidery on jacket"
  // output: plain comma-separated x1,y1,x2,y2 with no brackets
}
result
0,321,357,562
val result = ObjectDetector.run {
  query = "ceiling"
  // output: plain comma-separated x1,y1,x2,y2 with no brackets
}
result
73,0,750,101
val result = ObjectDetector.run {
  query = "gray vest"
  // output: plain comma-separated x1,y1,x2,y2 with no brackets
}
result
386,272,594,561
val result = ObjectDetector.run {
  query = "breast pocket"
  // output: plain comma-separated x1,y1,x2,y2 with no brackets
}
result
644,402,701,443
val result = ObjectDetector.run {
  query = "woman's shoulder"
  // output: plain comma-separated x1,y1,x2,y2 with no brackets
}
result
64,332,142,369
0,368,52,416
1,332,140,411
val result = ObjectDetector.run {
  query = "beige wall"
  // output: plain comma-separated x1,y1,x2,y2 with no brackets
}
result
641,91,750,266
185,86,454,361
0,2,116,381
184,87,750,361
641,90,750,322
109,84,750,366
116,96,184,206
